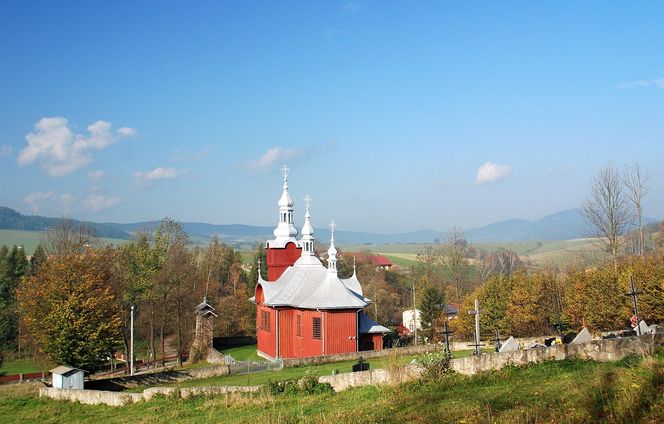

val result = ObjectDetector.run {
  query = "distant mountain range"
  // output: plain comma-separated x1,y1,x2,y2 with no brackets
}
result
0,206,659,246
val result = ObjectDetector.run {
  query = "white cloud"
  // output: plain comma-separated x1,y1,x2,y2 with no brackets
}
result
618,78,664,89
24,191,55,212
117,127,137,137
18,116,136,177
84,194,122,212
88,170,105,180
437,180,450,189
244,147,307,172
133,167,188,181
475,162,511,185
0,145,12,157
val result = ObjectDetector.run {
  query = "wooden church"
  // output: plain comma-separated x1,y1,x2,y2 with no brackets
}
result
251,166,390,360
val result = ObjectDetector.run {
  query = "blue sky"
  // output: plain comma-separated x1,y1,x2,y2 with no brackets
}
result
1,1,663,233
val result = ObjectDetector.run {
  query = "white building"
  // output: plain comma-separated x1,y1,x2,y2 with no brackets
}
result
402,309,421,333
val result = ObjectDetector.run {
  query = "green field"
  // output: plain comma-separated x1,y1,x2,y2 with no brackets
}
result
0,229,128,254
339,238,606,268
1,350,662,423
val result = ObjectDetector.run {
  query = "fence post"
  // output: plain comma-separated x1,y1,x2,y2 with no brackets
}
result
19,373,23,382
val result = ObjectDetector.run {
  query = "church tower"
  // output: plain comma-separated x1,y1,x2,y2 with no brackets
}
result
265,165,302,280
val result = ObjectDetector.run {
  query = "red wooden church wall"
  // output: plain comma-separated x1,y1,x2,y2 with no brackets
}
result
324,310,358,355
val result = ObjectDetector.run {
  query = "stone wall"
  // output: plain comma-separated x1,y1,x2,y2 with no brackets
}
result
450,333,661,375
319,333,663,392
319,367,422,392
282,343,441,367
282,335,560,367
448,335,558,352
86,364,231,391
41,384,262,406
40,387,143,406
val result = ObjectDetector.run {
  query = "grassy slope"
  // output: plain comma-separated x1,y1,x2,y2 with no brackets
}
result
0,358,44,374
221,345,261,362
1,352,662,423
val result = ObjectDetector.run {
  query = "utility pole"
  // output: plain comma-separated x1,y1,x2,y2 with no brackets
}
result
412,285,418,345
130,305,135,376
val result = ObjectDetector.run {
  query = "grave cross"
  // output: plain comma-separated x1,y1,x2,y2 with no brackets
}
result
493,329,505,353
467,298,485,355
441,319,455,359
624,273,642,335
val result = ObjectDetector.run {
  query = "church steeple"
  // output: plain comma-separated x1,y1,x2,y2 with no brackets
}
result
300,195,315,256
327,220,338,274
273,164,298,240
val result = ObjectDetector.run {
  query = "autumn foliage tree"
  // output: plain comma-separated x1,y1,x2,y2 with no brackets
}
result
18,250,123,370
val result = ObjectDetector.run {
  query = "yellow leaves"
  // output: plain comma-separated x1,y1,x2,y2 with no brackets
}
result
17,250,123,369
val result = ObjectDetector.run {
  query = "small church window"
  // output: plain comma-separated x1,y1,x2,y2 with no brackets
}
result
312,317,321,339
261,311,271,332
296,315,302,336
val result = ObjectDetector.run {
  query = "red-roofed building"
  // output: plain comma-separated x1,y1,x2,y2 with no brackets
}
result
344,252,394,270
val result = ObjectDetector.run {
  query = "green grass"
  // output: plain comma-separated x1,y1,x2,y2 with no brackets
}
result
1,351,662,423
135,348,498,391
0,358,45,374
221,344,261,361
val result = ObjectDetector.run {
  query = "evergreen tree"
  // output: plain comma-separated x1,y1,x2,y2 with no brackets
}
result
419,286,445,342
30,244,48,274
247,244,267,295
0,246,29,349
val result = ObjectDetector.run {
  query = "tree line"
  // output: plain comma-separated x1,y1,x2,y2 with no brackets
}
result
1,218,255,371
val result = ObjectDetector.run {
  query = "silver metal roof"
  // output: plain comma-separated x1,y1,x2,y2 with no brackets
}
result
50,365,86,375
340,272,363,296
358,312,391,334
257,262,369,310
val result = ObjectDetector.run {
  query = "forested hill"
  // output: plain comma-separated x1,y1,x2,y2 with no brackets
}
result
0,207,131,240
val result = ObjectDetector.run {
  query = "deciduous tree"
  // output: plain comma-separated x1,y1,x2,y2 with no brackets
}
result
582,164,633,272
17,250,123,370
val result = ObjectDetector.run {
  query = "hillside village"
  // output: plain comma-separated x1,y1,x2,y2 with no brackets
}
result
1,162,663,422
2,3,664,423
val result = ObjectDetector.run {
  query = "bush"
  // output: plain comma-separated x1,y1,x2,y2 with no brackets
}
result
418,351,453,381
266,369,334,396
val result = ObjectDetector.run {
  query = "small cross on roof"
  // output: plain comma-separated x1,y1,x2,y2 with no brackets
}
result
281,164,290,179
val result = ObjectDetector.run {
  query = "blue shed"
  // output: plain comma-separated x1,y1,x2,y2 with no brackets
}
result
50,366,85,390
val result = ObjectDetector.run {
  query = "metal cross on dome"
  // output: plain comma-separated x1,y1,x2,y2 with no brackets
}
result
329,220,336,234
281,164,290,180
303,194,312,209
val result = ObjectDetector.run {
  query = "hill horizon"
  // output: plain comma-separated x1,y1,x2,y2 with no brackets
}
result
2,205,658,246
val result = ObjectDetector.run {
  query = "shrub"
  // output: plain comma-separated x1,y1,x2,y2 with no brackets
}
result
266,369,334,396
418,351,453,381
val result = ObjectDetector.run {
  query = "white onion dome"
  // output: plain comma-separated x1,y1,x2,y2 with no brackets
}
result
278,180,294,208
301,209,314,237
